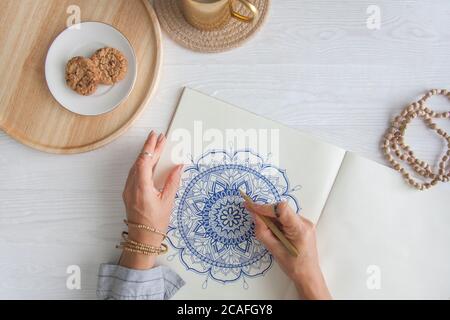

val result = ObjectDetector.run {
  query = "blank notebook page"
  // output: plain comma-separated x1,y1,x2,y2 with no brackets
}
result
317,152,450,299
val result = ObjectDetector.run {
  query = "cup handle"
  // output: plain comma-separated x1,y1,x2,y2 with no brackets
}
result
230,0,259,23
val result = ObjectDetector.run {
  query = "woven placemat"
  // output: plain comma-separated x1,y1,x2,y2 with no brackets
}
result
154,0,270,53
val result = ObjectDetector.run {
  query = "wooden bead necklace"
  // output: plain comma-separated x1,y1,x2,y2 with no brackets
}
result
382,89,450,191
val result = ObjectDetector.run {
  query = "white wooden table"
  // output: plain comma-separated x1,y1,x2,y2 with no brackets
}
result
1,0,449,299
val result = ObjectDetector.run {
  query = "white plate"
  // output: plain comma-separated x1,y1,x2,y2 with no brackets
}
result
45,22,137,116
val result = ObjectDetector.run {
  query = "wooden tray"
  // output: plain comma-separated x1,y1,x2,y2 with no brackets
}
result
0,0,162,154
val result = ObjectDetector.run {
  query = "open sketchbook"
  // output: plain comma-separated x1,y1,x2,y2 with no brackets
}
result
155,88,450,299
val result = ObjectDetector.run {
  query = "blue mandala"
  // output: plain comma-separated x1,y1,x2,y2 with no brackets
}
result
167,149,300,285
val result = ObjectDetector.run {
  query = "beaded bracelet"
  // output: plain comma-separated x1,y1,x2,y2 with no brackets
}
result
116,232,168,256
116,220,169,256
119,246,166,256
382,88,450,190
123,219,167,240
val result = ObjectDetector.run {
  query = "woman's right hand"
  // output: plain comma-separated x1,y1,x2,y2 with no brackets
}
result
243,201,332,300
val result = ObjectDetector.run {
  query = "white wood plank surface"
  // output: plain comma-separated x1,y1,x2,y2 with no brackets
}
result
0,0,449,299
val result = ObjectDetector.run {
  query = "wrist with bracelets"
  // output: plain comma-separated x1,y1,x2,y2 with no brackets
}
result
116,219,169,256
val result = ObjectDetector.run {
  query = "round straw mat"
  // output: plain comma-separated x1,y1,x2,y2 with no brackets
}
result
153,0,270,53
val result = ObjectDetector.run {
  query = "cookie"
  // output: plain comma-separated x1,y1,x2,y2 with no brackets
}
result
65,57,99,96
91,47,128,85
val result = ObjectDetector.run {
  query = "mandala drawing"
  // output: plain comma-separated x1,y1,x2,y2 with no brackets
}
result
167,149,300,286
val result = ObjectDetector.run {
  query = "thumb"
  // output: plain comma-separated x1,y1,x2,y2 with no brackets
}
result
161,164,183,202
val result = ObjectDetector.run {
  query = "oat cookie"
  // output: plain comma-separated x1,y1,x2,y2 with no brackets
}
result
65,57,100,96
91,47,128,85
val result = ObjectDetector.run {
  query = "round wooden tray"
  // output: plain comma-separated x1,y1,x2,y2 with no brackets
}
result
0,0,162,154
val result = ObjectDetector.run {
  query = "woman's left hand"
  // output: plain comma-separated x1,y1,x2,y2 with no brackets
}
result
120,131,183,269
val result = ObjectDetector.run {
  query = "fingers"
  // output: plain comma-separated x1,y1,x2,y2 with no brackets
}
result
161,164,184,202
275,201,300,228
141,130,158,155
251,212,286,258
134,131,167,180
244,201,276,217
245,200,299,229
153,133,166,170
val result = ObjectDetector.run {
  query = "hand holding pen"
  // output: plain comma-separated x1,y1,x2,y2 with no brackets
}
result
243,199,332,300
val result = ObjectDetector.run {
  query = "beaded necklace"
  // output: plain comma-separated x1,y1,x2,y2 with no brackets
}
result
382,89,450,190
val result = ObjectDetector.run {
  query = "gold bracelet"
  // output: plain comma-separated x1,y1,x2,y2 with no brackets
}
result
126,242,167,254
118,242,167,253
121,232,168,252
123,219,167,240
116,243,168,255
119,245,161,256
116,232,168,255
